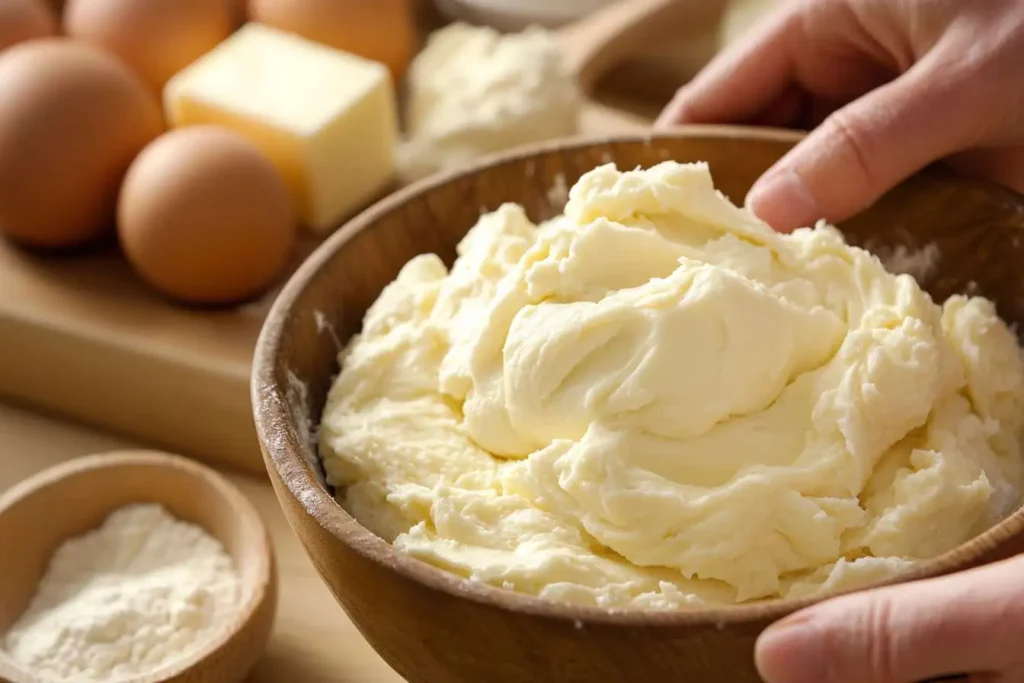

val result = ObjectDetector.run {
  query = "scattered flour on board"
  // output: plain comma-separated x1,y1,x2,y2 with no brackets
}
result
3,504,241,682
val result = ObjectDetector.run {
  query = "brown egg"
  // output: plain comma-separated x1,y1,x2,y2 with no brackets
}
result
64,0,234,92
118,127,297,306
248,0,416,82
0,0,56,53
0,39,164,249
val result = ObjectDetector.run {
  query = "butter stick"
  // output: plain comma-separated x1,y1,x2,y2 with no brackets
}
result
165,23,399,235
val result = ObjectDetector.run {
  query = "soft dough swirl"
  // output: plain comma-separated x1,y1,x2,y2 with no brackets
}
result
320,162,1024,609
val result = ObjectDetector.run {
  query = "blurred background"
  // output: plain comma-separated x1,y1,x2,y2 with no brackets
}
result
432,0,781,119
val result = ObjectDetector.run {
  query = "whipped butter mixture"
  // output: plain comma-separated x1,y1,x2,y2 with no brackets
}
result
398,23,580,180
320,161,1024,609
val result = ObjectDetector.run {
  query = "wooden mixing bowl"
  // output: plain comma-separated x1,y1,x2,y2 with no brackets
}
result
253,127,1024,682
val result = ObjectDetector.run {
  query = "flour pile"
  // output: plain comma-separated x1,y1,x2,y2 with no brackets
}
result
5,503,241,681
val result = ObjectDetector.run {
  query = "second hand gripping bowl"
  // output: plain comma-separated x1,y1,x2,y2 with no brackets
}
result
251,127,1024,683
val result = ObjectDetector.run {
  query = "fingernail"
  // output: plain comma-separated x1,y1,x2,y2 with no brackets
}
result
756,613,828,683
746,166,819,233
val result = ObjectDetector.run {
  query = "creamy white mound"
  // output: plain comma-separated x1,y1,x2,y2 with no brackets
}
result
398,23,580,180
320,161,1024,609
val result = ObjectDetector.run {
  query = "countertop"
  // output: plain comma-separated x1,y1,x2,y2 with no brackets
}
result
0,401,404,683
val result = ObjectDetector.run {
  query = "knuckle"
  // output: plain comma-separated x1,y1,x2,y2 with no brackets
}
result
822,108,880,195
860,595,902,683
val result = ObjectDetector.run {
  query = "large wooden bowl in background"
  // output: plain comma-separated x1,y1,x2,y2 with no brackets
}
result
252,127,1024,682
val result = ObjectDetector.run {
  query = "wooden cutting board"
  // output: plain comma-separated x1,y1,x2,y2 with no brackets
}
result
0,0,726,474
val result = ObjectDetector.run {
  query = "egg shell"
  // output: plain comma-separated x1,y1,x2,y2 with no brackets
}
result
247,0,417,82
0,39,164,249
0,0,56,53
118,126,297,306
64,0,234,92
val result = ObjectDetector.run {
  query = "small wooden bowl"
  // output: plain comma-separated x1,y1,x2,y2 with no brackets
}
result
0,450,277,683
253,126,1024,683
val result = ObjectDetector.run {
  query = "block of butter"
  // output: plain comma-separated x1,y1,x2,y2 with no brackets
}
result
165,23,399,235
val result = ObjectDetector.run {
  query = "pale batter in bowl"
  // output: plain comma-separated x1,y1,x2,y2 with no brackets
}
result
319,161,1024,609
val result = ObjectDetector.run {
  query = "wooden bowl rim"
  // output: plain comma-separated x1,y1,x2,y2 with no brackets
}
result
0,449,276,683
253,124,1024,627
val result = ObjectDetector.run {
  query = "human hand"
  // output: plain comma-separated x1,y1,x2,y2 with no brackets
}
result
754,554,1024,683
656,0,1024,232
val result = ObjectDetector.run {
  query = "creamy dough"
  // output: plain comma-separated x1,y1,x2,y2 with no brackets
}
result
398,23,580,180
320,161,1024,609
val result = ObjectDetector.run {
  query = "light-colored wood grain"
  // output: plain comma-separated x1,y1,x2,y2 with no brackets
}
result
0,403,404,683
0,0,713,475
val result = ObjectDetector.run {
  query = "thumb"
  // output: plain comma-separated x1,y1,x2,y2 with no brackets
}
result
746,57,985,232
754,556,1024,683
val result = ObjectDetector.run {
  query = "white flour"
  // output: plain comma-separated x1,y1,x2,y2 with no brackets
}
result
877,242,942,283
3,504,242,682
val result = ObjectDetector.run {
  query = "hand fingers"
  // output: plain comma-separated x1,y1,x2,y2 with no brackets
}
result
655,7,798,128
745,53,986,231
806,97,842,129
753,86,807,129
755,556,1024,683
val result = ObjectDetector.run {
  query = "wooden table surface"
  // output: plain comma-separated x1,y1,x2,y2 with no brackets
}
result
0,401,404,683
